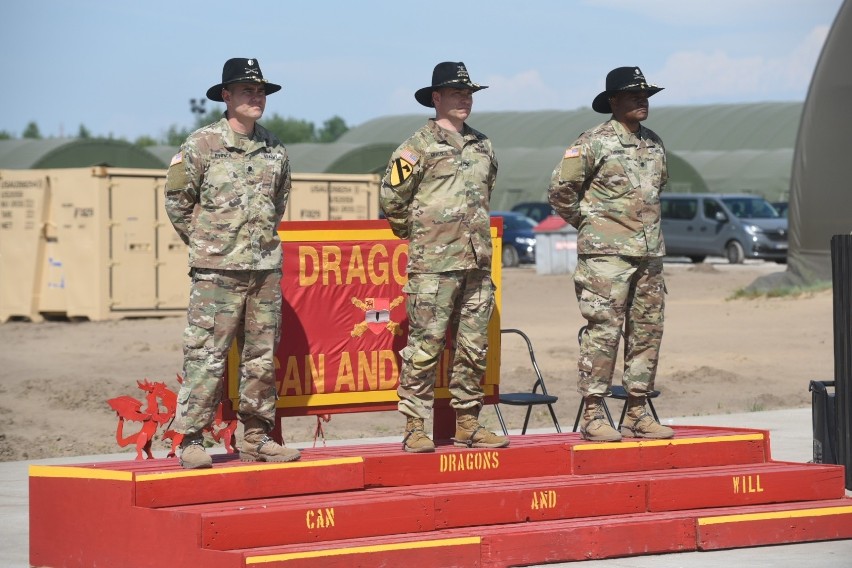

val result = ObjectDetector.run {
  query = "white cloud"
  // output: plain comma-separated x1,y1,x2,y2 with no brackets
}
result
784,25,833,86
473,69,562,112
654,25,830,103
656,51,766,101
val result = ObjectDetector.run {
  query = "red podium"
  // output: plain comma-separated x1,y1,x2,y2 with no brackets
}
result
30,427,852,567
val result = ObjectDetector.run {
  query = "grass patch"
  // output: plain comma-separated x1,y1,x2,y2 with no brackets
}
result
729,281,832,300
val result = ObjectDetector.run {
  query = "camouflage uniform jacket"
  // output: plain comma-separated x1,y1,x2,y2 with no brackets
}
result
548,119,667,257
379,119,497,273
164,117,291,270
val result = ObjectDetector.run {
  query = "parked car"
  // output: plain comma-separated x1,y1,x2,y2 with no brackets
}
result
660,193,788,264
490,211,537,267
510,201,555,223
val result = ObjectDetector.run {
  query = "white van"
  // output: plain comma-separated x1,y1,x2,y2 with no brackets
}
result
660,193,788,264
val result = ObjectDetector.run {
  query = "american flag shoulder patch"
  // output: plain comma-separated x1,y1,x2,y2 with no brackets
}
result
564,146,580,159
399,148,420,166
169,152,183,166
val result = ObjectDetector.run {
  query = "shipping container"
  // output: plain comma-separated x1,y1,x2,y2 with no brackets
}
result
0,168,380,321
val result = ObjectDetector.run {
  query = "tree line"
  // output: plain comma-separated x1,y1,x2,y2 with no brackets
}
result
0,102,349,147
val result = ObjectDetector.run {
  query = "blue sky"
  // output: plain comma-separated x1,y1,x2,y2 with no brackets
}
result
1,0,844,141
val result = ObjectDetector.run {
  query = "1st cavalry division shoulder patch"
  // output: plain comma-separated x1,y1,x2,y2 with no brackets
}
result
390,149,419,186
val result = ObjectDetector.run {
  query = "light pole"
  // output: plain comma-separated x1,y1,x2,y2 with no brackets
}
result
189,98,206,120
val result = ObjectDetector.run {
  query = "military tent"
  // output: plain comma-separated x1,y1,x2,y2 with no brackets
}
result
0,138,165,169
751,0,851,287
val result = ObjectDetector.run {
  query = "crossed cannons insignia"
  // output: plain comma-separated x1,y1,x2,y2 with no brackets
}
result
350,296,405,337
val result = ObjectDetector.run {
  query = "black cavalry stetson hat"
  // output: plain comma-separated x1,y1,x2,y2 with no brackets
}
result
591,66,663,113
206,58,282,102
414,61,488,108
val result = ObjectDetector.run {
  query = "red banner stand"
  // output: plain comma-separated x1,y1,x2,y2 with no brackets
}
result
223,219,504,442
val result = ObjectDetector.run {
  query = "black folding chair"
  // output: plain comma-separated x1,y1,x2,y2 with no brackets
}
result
494,328,561,435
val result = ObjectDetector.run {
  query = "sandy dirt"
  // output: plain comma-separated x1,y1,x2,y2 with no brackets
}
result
0,260,833,462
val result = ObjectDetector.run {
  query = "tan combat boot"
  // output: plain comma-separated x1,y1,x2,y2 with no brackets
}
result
402,416,436,453
179,432,212,469
453,407,509,449
240,417,301,462
580,397,622,442
620,397,674,439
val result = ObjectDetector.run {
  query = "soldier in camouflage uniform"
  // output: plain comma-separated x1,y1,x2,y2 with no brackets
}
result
164,58,300,468
548,67,674,442
380,62,509,453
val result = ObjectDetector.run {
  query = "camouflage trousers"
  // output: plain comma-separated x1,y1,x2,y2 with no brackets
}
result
574,255,665,398
398,270,494,421
175,268,282,435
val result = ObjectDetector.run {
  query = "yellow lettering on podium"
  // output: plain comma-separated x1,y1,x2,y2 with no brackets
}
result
347,245,366,284
368,244,389,285
379,350,399,390
358,351,378,391
335,352,356,392
530,490,557,510
279,354,326,396
305,508,336,529
331,350,400,393
322,247,342,285
299,246,320,286
732,474,764,494
439,451,501,473
298,244,409,287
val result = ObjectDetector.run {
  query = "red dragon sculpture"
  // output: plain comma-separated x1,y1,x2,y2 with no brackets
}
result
107,379,175,460
107,376,238,460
